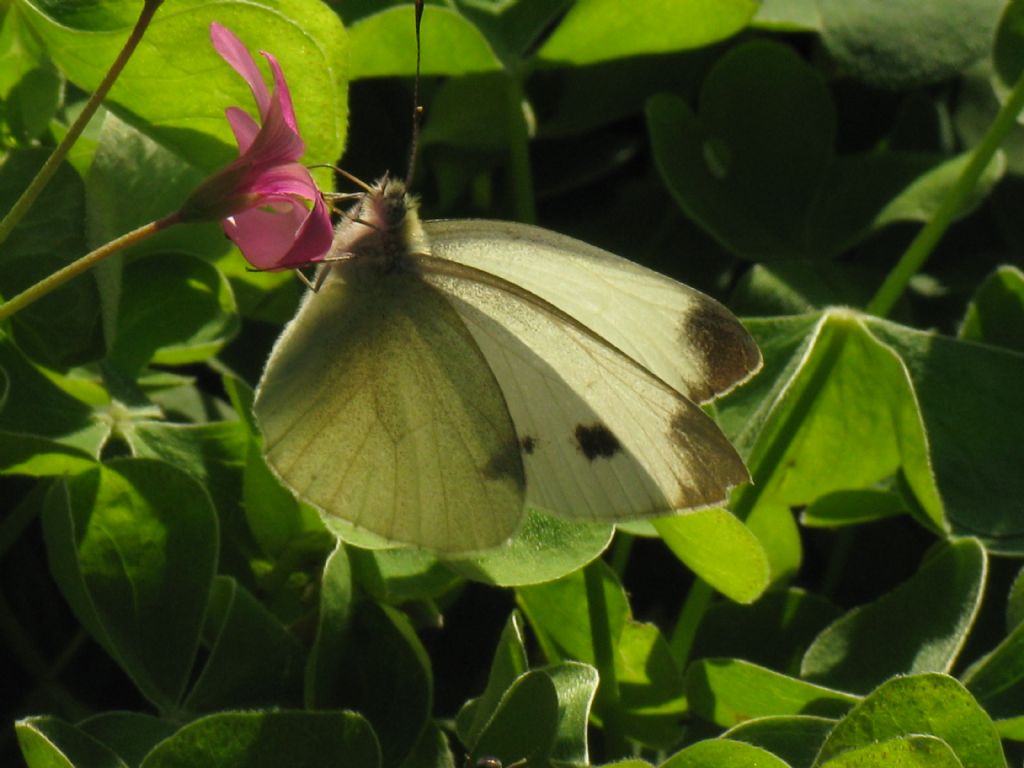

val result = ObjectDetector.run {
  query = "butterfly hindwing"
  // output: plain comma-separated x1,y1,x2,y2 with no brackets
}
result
423,219,762,404
254,267,526,552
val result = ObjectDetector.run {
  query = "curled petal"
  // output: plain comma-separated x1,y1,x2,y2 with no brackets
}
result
210,22,271,117
225,106,259,153
261,51,299,135
240,94,305,167
237,163,322,197
223,192,333,270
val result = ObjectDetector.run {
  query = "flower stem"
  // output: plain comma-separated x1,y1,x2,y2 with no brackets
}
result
0,213,179,322
0,0,164,249
866,69,1024,318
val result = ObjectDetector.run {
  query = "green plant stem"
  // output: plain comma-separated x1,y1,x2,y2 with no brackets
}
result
866,70,1024,318
584,562,626,758
0,213,179,322
506,76,537,224
0,0,164,249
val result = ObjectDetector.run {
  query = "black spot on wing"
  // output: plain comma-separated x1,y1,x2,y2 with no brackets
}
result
574,423,621,461
520,436,537,455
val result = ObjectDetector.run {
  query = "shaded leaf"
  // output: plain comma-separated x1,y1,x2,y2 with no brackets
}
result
139,710,380,768
41,459,218,710
686,658,857,728
802,539,986,692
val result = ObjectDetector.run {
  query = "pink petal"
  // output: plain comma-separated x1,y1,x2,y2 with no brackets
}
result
280,193,334,267
240,163,320,197
238,95,305,166
210,22,270,118
225,106,259,153
261,51,299,134
223,198,310,270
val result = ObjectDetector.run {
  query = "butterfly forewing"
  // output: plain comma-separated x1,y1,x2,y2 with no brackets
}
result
423,219,762,404
420,265,751,522
254,267,526,552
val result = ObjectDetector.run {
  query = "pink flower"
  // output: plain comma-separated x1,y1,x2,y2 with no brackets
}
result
179,22,333,270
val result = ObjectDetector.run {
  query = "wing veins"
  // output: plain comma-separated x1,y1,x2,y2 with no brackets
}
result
414,253,690,404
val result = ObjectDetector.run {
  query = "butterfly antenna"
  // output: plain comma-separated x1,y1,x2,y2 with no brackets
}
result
404,0,425,188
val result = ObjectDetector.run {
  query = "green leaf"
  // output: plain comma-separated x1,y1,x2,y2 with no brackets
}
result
868,151,1005,229
107,253,238,377
305,541,353,708
731,262,880,317
959,266,1024,353
138,710,380,768
801,489,907,528
347,546,462,605
399,721,457,768
962,607,1024,720
516,561,684,747
660,738,791,768
0,150,100,368
184,576,305,712
41,458,218,710
5,64,62,143
305,599,432,768
752,0,821,31
77,712,176,768
1008,566,1024,632
818,735,963,767
820,0,1006,88
348,6,501,78
517,563,629,665
648,41,833,260
546,662,599,764
126,420,267,578
538,0,758,66
725,715,836,768
727,311,946,539
420,73,519,152
995,0,1024,92
0,5,50,97
84,111,218,255
21,0,348,175
691,589,843,676
816,674,1005,768
0,432,97,476
457,611,531,748
653,508,770,604
802,539,986,693
16,716,127,768
242,439,327,560
469,671,560,768
686,658,857,728
443,509,613,587
867,319,1024,553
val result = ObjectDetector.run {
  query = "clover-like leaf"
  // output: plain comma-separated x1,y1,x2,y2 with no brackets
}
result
816,674,1005,768
802,538,986,693
41,458,218,710
686,658,857,728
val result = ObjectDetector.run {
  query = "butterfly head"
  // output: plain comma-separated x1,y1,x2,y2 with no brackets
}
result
327,174,429,275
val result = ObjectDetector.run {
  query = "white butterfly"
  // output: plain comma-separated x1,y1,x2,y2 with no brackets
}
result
253,177,761,553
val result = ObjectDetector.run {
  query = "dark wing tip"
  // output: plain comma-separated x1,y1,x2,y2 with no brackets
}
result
684,299,762,402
